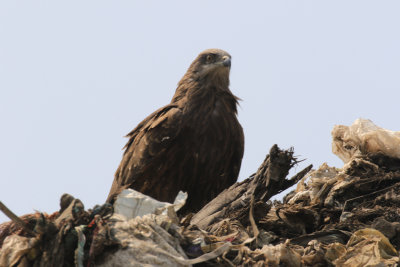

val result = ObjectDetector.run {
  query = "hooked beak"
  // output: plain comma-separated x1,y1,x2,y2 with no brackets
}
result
222,56,231,68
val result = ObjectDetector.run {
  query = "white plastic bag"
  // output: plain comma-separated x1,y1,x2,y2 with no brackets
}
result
332,118,400,163
113,189,187,219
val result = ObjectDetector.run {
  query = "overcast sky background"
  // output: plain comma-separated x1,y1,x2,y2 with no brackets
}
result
1,1,399,222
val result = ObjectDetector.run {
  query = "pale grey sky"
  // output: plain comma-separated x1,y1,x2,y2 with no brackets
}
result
1,1,399,222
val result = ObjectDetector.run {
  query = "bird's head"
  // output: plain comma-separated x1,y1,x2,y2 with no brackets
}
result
173,49,235,104
187,49,232,82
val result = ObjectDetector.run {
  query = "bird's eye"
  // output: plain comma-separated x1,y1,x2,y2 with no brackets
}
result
206,54,214,63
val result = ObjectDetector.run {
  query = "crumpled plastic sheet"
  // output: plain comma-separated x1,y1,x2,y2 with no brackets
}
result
331,228,399,266
97,214,231,267
75,225,86,267
98,189,231,266
97,214,189,267
332,118,400,164
0,234,39,267
113,189,187,219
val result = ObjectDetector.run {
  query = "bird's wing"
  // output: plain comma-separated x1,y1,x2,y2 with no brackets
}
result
107,104,183,202
231,124,245,182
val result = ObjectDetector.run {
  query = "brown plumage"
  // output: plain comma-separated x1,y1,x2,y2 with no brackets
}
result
106,49,244,213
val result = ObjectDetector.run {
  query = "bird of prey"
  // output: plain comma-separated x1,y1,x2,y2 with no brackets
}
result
107,49,244,213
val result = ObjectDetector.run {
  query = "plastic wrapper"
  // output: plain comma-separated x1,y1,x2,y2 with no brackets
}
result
113,189,187,219
333,228,399,266
332,118,400,163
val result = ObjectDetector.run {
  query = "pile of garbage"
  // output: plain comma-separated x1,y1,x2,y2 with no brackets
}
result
1,118,400,266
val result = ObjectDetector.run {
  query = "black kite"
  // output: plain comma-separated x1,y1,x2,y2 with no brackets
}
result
107,49,244,213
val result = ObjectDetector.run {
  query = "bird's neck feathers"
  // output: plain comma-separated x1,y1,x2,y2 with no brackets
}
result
171,70,239,114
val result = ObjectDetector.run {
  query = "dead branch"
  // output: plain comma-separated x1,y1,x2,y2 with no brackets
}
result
190,145,312,231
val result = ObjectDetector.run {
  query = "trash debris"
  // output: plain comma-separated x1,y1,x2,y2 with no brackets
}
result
332,118,400,164
113,189,187,219
0,235,40,267
2,119,400,266
333,228,399,266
